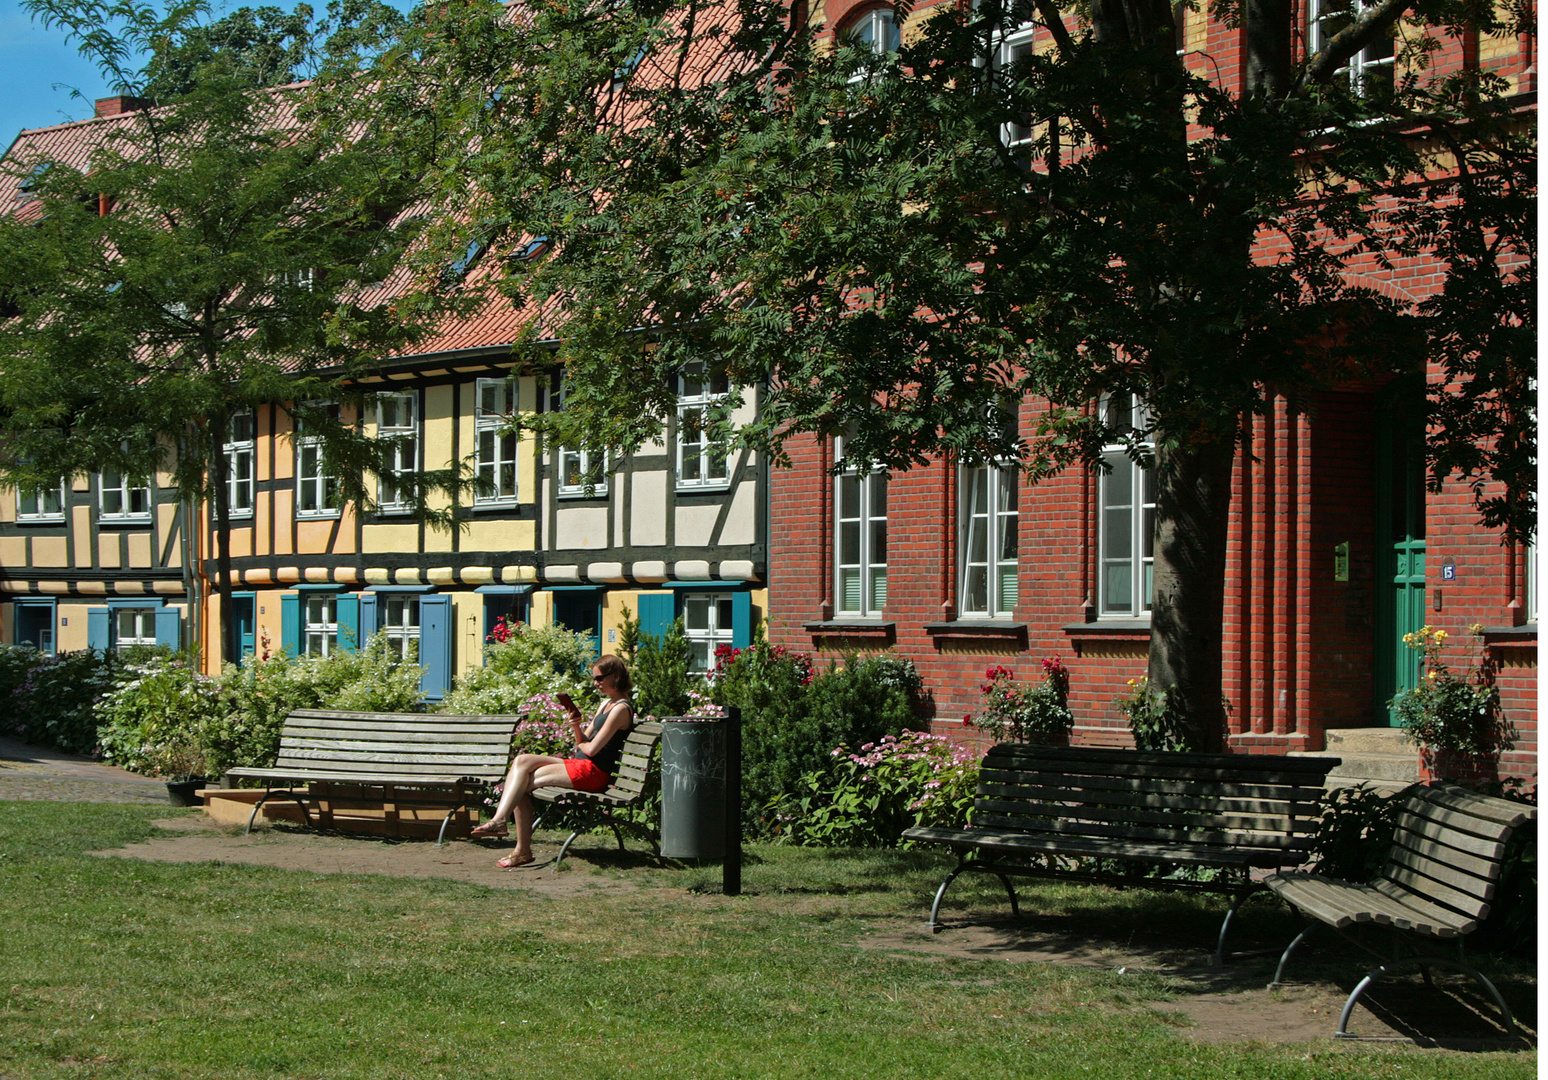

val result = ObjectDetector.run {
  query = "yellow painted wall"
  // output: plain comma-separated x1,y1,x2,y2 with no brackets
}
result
56,601,94,653
32,536,67,568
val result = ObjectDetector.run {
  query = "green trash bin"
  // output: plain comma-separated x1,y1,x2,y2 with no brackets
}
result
659,718,727,860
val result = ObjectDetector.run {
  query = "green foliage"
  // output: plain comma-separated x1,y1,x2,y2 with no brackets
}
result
0,643,38,707
630,619,695,718
1114,676,1191,752
968,660,1073,744
4,648,117,754
439,622,597,716
1306,783,1405,882
95,654,226,777
1391,625,1506,758
773,731,982,848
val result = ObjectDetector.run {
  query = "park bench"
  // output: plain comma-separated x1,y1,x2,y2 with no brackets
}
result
902,742,1340,963
531,721,664,867
225,709,521,844
1265,781,1534,1039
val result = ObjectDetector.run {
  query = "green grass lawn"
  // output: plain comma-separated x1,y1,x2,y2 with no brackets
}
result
0,800,1534,1080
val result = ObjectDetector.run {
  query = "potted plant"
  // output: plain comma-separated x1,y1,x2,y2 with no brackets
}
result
1390,625,1508,782
149,740,213,806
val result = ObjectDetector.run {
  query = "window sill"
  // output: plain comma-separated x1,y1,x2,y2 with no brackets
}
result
804,620,896,643
1063,618,1151,642
925,620,1027,644
472,499,519,511
98,515,153,526
296,511,342,520
1480,624,1536,646
676,481,733,494
15,516,66,525
558,487,609,500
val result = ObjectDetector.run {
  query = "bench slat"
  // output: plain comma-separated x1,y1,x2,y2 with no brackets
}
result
972,794,1310,835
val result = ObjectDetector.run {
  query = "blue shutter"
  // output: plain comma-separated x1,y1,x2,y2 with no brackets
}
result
731,591,752,649
280,594,301,656
336,594,360,653
154,607,182,650
637,592,675,638
87,607,111,653
359,592,379,646
419,594,453,702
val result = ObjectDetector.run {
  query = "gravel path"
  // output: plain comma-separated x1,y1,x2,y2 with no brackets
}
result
0,736,170,805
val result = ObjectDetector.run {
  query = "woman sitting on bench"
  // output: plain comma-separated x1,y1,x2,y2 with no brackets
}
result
471,654,636,868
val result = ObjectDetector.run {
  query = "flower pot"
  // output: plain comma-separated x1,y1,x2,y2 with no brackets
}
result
165,779,208,806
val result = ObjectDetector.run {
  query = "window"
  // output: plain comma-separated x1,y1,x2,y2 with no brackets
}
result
16,481,64,522
115,607,157,651
845,6,901,54
376,391,418,511
99,468,151,521
475,377,518,506
295,410,340,517
836,449,888,617
988,21,1036,159
960,464,1019,617
303,594,340,657
1309,0,1394,97
683,594,735,673
676,365,731,489
380,594,420,662
1098,394,1155,618
227,412,255,519
552,387,608,496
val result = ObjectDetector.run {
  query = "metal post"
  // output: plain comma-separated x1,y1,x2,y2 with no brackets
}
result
723,705,741,896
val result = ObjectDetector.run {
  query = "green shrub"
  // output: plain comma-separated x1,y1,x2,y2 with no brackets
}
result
968,660,1073,743
440,622,596,716
95,655,226,777
1306,783,1403,882
631,618,697,718
6,649,117,754
0,643,37,708
774,730,982,847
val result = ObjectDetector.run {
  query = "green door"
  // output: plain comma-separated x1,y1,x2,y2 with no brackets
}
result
1374,380,1426,725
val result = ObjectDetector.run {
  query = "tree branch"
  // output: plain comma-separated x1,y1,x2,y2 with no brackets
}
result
1298,0,1412,91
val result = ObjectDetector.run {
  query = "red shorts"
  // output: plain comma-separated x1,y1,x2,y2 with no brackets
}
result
565,757,610,793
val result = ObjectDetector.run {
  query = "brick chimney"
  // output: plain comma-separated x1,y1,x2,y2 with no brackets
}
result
94,96,147,118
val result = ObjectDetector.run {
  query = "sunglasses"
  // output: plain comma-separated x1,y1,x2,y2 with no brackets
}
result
592,673,607,682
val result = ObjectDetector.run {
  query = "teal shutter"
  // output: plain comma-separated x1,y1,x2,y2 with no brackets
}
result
87,608,111,653
637,593,675,638
359,593,379,645
153,607,182,650
730,591,752,649
280,594,301,656
419,594,453,702
336,594,360,653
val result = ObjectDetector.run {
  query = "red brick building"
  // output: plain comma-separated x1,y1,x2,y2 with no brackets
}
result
767,0,1537,782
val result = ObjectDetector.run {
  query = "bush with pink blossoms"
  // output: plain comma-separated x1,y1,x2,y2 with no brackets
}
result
772,730,982,848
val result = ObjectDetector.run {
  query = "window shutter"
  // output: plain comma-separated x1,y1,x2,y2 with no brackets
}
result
154,607,182,650
280,594,301,656
87,608,111,653
731,591,752,649
336,594,360,653
359,592,379,644
419,594,453,702
636,593,675,639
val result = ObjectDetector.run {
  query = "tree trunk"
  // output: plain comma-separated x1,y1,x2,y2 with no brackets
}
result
1147,434,1237,752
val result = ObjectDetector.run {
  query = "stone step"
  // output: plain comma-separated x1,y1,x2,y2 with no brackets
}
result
1321,727,1412,755
1289,749,1421,793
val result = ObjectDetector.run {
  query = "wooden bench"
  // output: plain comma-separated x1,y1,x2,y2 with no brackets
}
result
902,743,1340,963
1265,782,1534,1039
531,721,663,867
225,709,521,844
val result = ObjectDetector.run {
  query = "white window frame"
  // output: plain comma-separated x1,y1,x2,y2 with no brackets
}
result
676,365,731,491
115,607,157,652
1309,0,1395,97
380,594,420,662
474,377,519,507
303,594,339,658
376,391,418,513
551,386,609,497
835,443,888,618
99,467,152,522
845,6,901,55
988,20,1036,158
227,412,255,520
682,593,735,674
1098,395,1155,619
294,413,340,518
16,481,65,522
959,463,1020,618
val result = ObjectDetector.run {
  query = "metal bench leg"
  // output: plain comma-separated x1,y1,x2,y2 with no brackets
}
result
1335,956,1517,1039
926,861,1018,934
1211,887,1253,967
926,866,965,933
1268,923,1318,989
552,828,584,868
244,790,312,835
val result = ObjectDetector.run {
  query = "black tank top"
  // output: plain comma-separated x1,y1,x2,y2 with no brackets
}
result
576,699,633,778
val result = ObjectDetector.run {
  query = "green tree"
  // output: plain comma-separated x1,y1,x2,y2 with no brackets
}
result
381,0,1532,749
0,0,461,666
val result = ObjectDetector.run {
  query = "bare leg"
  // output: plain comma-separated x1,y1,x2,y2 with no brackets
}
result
478,754,565,830
503,762,575,864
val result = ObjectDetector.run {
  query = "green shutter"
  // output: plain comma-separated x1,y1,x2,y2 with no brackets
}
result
419,594,454,702
730,591,752,649
153,607,182,650
280,594,301,656
336,594,360,653
636,592,675,638
87,608,111,653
